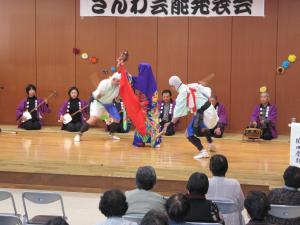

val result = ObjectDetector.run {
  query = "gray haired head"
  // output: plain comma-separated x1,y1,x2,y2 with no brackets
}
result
136,166,157,190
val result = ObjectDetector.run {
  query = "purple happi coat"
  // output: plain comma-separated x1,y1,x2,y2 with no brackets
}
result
215,102,228,127
58,99,89,120
251,104,278,138
158,100,176,123
16,98,50,126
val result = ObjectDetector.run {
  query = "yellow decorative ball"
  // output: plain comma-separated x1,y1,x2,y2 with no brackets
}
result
288,54,297,63
260,86,267,93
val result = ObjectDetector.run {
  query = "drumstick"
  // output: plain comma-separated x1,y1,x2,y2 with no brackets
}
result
0,128,17,134
155,127,167,139
198,73,215,85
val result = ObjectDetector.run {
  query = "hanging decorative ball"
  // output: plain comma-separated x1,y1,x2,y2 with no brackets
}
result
89,56,98,64
73,48,80,55
259,86,267,93
102,69,109,75
281,60,290,69
276,66,285,75
81,53,89,60
288,54,297,63
111,66,116,73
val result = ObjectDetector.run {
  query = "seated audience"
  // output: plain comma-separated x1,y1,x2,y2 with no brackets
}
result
185,172,224,224
46,217,69,225
267,166,300,225
98,189,137,225
58,86,88,132
158,89,176,136
141,210,169,225
249,92,277,140
207,154,245,225
208,95,228,138
106,99,131,133
125,166,166,215
244,191,273,225
166,193,190,225
16,84,50,130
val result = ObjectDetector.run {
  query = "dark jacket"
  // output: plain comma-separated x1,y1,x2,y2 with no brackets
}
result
184,194,224,224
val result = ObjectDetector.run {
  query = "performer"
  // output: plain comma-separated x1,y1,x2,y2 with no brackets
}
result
167,76,217,160
158,89,176,136
16,84,50,130
130,63,161,148
249,92,278,140
208,95,227,138
58,87,89,132
73,73,122,142
106,98,131,133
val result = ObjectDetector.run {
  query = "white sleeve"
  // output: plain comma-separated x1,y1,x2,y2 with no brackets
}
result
198,84,212,99
173,92,188,118
92,80,107,99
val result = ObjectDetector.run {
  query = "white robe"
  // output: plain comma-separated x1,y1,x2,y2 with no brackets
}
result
92,78,119,104
207,176,245,225
173,83,212,118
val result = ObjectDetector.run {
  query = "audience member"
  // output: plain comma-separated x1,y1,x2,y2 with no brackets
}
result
125,166,166,215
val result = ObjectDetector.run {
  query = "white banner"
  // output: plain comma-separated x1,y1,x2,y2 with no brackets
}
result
80,0,265,17
290,123,300,168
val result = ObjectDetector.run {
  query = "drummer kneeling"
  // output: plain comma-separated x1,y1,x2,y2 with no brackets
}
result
249,92,278,140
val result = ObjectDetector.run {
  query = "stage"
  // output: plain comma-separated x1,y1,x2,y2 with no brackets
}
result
0,125,290,195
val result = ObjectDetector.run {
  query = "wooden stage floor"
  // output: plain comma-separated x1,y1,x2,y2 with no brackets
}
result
0,125,290,194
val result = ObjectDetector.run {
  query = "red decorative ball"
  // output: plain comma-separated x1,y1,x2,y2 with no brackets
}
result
89,56,98,64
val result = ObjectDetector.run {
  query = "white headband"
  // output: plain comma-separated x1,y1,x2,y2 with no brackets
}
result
111,72,121,80
169,75,182,89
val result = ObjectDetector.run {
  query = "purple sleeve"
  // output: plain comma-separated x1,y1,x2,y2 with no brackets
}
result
250,105,260,122
58,101,68,116
16,100,26,120
38,98,51,114
217,103,227,126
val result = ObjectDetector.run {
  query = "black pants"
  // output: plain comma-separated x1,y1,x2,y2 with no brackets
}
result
106,120,131,133
20,120,41,130
160,121,175,136
254,122,273,140
62,121,82,132
262,127,273,140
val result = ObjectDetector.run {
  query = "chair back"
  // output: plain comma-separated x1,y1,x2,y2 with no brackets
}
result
22,192,66,224
269,204,300,219
0,214,22,225
212,199,239,214
0,190,18,215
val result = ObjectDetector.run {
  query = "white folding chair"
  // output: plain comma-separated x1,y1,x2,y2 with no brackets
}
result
22,192,67,224
212,199,239,214
269,204,300,219
0,190,18,215
123,214,144,224
0,214,23,225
